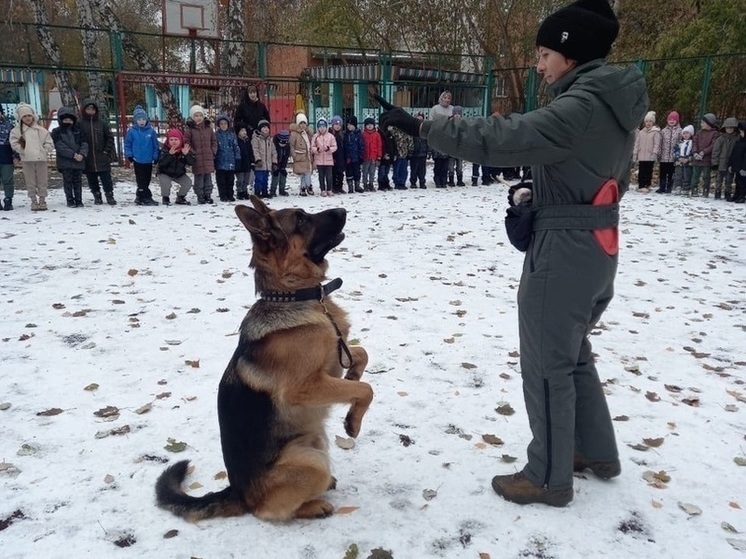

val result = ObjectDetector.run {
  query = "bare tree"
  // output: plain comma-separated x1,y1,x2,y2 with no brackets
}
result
76,0,108,112
28,0,77,107
87,0,183,124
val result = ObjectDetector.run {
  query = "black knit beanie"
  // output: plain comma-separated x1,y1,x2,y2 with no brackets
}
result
535,0,619,64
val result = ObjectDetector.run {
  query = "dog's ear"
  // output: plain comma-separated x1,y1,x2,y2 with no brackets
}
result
235,204,271,239
249,195,270,215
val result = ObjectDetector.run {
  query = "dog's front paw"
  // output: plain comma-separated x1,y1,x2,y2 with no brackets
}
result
344,412,361,438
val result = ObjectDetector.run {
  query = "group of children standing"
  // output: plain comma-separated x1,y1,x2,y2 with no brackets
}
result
633,110,746,202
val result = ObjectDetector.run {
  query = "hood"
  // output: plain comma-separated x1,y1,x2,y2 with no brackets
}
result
216,113,231,127
15,102,38,122
57,106,78,124
82,98,99,115
550,60,649,133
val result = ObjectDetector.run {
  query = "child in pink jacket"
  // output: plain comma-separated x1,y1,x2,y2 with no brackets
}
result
311,118,337,196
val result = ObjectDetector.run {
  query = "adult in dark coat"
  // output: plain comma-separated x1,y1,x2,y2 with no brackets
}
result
234,86,270,135
728,122,746,203
79,98,117,205
380,0,648,507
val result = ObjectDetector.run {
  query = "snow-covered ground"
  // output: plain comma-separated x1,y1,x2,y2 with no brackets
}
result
1,175,745,559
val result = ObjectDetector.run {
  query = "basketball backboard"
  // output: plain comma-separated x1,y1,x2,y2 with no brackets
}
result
163,0,219,39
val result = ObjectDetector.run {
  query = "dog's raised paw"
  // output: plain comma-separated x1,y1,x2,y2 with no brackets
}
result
294,499,334,519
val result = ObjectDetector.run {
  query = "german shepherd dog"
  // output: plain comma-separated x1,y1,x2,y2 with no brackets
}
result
155,196,373,521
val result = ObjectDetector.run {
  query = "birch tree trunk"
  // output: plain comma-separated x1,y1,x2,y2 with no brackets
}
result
28,0,77,108
88,0,184,125
76,0,109,114
219,0,248,114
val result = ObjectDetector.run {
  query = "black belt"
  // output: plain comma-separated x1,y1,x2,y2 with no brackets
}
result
532,203,619,231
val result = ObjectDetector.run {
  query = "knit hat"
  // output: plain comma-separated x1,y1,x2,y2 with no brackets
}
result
132,105,148,123
535,0,619,64
257,119,270,131
644,111,656,123
330,115,343,126
667,111,679,123
721,117,737,129
189,105,205,119
166,128,184,148
682,125,694,136
702,113,717,127
277,130,290,141
363,117,376,127
316,118,328,129
346,115,358,127
452,106,463,116
15,102,35,119
295,113,308,125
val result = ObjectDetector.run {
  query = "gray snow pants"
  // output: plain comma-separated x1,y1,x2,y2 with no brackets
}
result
517,228,619,491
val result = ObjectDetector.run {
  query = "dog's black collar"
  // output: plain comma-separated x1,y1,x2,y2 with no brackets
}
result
259,278,343,303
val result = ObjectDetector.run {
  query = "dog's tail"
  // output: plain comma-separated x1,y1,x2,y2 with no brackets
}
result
155,460,246,521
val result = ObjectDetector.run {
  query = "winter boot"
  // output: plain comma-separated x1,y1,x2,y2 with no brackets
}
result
105,191,117,205
162,196,171,206
573,453,622,480
38,197,48,211
92,190,103,205
491,472,573,507
2,198,10,210
300,187,308,197
347,179,355,194
447,173,455,187
456,174,465,186
64,185,75,207
471,178,478,186
74,186,84,207
702,186,710,198
175,194,190,205
355,181,364,193
714,188,721,200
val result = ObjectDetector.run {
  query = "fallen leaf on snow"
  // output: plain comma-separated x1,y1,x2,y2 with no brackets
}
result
335,506,359,515
37,408,63,417
678,502,702,516
643,437,664,448
422,489,438,501
84,383,99,392
135,403,152,415
482,434,504,446
164,438,187,453
495,404,515,416
335,436,356,450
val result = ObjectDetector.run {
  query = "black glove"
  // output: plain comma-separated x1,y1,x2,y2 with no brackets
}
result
508,181,533,206
254,159,262,168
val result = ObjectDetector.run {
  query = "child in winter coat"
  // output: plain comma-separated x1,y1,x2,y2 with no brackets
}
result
673,125,695,195
390,126,413,189
656,111,681,194
343,116,365,193
311,118,338,196
728,122,746,203
378,125,396,191
251,119,277,198
712,117,739,200
0,106,17,210
124,105,160,206
290,113,313,196
79,99,117,205
184,104,217,204
409,113,428,189
447,106,465,186
361,117,381,192
271,130,290,197
157,128,196,205
632,110,661,193
214,114,241,202
234,126,254,200
9,103,53,211
691,113,720,197
330,115,346,193
51,106,88,208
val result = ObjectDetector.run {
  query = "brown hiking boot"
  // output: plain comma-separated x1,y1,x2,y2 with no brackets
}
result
491,472,573,507
573,453,621,480
38,197,48,211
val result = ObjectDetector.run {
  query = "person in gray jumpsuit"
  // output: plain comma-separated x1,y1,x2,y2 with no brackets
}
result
380,0,649,507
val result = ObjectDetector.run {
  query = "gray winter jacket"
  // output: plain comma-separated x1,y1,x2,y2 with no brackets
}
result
421,60,648,203
51,107,89,171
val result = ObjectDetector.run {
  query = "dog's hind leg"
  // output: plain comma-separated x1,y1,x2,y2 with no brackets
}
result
344,345,369,381
253,446,334,521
